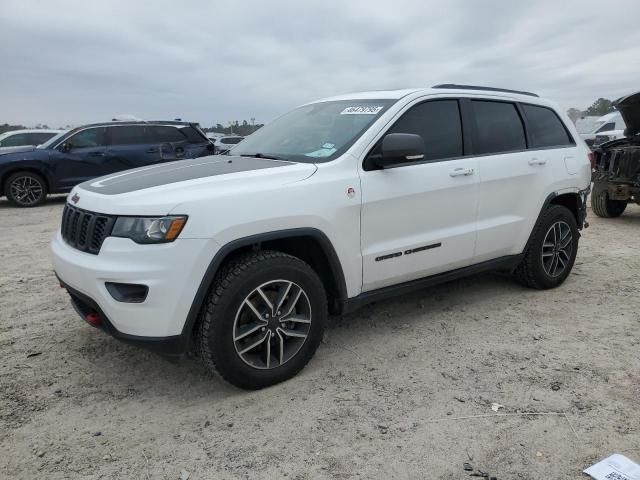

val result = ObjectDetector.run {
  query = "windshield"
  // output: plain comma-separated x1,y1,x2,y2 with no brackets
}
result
38,130,67,149
232,99,395,162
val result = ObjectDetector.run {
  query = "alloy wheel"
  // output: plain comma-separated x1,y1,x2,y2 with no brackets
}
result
10,175,44,206
233,280,312,370
541,220,573,278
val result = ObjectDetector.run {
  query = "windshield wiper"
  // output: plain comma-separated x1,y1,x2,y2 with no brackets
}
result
239,153,286,161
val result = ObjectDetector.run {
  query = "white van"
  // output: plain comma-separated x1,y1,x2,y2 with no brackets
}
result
580,111,626,147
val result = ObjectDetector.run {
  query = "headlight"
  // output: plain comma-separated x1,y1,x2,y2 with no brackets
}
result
111,215,187,244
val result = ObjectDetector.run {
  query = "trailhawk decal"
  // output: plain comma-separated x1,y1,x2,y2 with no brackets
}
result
375,242,442,262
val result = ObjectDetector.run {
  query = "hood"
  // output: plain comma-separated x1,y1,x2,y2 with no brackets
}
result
0,145,37,156
614,91,640,136
72,155,317,215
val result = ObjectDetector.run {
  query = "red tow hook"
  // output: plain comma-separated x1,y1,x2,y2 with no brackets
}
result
84,312,102,327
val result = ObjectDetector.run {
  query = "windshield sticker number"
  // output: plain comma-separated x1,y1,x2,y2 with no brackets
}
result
340,106,384,115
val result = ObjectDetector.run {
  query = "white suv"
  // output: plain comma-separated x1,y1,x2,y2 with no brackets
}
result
51,85,592,389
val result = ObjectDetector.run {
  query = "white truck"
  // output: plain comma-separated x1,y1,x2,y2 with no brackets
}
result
51,85,592,389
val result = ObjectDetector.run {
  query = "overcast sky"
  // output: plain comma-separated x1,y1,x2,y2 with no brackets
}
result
1,0,639,128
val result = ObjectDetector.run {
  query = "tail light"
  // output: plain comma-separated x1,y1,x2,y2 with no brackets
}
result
588,152,595,170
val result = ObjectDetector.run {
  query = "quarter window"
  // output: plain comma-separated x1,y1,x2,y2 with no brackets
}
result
522,104,573,148
386,100,463,161
471,101,526,154
596,122,615,133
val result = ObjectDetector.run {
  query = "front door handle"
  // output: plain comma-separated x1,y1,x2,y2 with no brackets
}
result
450,167,474,177
528,158,547,166
146,148,158,153
89,152,105,157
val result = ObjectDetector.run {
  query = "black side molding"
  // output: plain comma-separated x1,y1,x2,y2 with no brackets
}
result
341,255,523,315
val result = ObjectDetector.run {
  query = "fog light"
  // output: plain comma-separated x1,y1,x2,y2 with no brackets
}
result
105,282,149,303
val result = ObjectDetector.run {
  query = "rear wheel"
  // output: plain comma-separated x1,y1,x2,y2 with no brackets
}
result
4,171,47,207
514,205,579,289
198,250,327,390
591,181,627,218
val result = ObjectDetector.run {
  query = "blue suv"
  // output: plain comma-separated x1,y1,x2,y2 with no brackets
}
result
0,121,214,207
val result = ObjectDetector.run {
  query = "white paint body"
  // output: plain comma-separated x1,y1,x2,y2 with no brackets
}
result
51,87,592,338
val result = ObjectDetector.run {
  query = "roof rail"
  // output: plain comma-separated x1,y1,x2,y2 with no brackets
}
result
432,84,539,98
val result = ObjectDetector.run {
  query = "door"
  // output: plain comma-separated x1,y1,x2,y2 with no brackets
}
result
103,125,163,173
471,100,571,262
360,99,479,292
53,127,108,189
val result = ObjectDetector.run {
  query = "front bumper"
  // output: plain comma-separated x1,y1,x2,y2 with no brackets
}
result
59,279,186,356
51,231,218,351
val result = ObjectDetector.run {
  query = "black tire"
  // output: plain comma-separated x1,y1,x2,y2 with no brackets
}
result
4,171,48,207
591,182,627,218
198,250,327,390
514,205,579,289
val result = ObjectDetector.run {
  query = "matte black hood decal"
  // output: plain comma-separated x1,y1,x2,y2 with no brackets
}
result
614,91,640,137
79,155,293,195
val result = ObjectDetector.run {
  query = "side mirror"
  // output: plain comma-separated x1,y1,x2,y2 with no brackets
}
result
365,133,425,170
378,133,425,168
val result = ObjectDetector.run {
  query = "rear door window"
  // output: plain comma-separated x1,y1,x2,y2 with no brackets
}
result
109,126,150,145
522,104,574,148
471,100,526,154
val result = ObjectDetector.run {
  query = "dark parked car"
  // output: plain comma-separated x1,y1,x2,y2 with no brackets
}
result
591,91,640,218
0,121,214,207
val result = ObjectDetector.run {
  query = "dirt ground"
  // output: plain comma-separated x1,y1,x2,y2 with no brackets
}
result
0,196,639,480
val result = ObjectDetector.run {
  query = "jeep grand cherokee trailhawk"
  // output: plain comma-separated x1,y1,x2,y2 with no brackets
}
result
52,85,591,389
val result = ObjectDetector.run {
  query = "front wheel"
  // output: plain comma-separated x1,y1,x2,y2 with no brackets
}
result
514,205,579,289
198,250,327,390
4,171,48,207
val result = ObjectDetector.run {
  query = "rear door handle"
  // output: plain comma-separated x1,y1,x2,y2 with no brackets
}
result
449,167,474,177
528,158,546,166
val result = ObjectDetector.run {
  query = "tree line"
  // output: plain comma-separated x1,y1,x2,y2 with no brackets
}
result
201,120,264,137
566,98,616,123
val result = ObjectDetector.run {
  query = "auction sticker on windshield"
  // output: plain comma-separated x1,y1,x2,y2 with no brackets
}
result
340,106,384,115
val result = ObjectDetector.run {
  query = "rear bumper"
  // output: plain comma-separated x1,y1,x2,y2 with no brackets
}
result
60,279,186,356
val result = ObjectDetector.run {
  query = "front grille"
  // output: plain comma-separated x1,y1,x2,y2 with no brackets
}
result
61,204,116,254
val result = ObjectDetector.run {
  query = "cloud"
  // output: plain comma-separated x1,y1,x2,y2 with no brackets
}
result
1,0,639,127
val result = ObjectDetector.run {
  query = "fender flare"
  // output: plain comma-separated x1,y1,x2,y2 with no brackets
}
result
179,227,348,346
523,189,589,254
